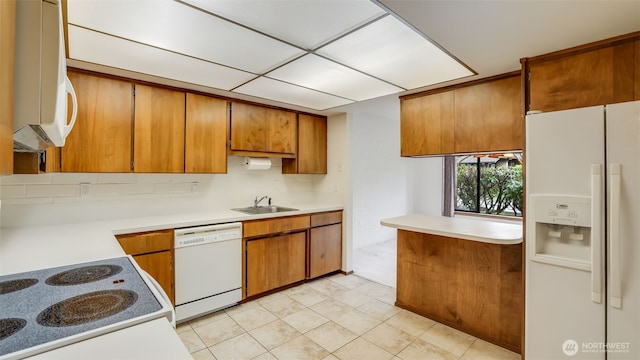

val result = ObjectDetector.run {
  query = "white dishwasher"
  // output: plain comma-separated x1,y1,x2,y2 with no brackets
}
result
174,222,242,323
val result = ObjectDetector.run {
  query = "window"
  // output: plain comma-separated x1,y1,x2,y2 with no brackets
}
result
453,153,522,217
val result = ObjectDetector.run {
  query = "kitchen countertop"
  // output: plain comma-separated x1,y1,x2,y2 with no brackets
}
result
0,203,343,275
0,202,342,359
380,213,522,244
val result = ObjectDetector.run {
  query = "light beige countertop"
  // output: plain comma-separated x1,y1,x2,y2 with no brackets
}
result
380,213,523,245
0,202,343,275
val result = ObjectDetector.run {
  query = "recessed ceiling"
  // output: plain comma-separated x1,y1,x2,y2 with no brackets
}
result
65,0,474,111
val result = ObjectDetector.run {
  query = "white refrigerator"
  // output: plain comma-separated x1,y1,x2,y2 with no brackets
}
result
525,100,640,359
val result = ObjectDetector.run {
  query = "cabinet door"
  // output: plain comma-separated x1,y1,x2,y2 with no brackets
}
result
185,93,227,173
282,114,327,174
266,108,296,154
309,223,342,279
246,232,306,297
400,91,454,156
529,42,635,112
133,251,174,306
635,40,640,100
62,71,133,172
454,75,522,153
230,102,267,152
0,0,15,175
134,85,185,173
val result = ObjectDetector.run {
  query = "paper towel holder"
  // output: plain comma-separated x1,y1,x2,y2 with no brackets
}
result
245,157,272,170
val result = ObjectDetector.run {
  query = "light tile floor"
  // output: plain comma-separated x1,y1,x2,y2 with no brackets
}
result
177,274,519,360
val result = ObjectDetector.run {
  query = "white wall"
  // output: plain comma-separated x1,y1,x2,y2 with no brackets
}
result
409,157,444,216
334,95,411,250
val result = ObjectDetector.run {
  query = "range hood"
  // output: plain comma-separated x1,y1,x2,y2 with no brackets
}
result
13,0,77,152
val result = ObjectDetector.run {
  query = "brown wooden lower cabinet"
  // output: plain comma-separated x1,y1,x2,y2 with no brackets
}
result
309,224,342,278
246,232,306,297
116,229,175,306
396,229,522,353
242,211,343,298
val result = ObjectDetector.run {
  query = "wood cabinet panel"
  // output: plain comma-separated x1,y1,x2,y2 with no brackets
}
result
132,251,174,306
309,223,342,279
454,76,522,153
529,43,635,112
310,211,342,227
134,85,185,173
185,93,227,173
246,231,306,297
243,215,310,238
116,229,174,306
396,230,522,353
401,91,454,156
62,71,133,172
298,114,327,174
635,40,640,100
116,229,173,255
230,102,296,155
230,102,266,152
0,0,15,175
266,108,296,154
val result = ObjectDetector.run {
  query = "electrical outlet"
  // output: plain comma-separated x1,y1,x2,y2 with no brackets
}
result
191,182,198,193
80,183,90,197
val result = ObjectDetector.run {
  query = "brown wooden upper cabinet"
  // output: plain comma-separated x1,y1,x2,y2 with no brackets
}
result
134,84,185,173
635,39,640,100
229,101,296,156
282,114,327,174
400,72,522,156
454,75,522,154
185,93,227,173
524,33,638,112
61,71,133,172
401,91,455,156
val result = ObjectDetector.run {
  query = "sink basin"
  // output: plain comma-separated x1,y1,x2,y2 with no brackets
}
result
232,206,298,215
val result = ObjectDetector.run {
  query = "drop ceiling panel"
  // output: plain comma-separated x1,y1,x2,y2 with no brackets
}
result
182,0,386,49
68,25,256,90
235,77,353,110
67,0,304,74
317,15,474,89
268,54,402,101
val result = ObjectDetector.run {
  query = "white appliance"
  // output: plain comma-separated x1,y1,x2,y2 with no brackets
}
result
13,0,77,152
0,256,174,359
525,101,640,359
174,222,242,323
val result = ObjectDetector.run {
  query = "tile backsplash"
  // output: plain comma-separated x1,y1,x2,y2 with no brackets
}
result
0,156,321,227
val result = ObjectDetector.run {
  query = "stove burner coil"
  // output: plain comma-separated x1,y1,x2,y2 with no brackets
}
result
36,290,138,327
45,265,123,286
0,278,38,295
0,318,27,340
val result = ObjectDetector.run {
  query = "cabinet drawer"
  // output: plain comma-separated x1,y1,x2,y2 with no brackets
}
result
243,215,310,238
116,229,173,255
310,211,342,227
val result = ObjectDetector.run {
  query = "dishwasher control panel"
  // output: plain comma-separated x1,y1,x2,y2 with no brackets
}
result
174,223,242,248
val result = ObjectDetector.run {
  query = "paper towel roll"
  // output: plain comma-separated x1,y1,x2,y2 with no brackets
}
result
245,157,272,170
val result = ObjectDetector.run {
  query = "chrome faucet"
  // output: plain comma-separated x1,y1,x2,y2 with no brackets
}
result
254,195,269,207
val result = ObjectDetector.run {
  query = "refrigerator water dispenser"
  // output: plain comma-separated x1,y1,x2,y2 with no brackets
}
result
529,195,592,270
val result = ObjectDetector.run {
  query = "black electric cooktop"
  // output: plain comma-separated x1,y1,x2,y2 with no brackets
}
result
0,256,169,359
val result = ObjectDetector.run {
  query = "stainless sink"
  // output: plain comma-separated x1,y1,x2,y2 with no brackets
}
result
232,205,298,215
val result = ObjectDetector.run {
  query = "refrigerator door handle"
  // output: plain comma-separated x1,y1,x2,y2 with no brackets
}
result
610,163,622,308
591,164,603,303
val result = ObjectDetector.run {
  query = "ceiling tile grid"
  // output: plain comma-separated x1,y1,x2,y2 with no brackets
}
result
66,0,473,110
